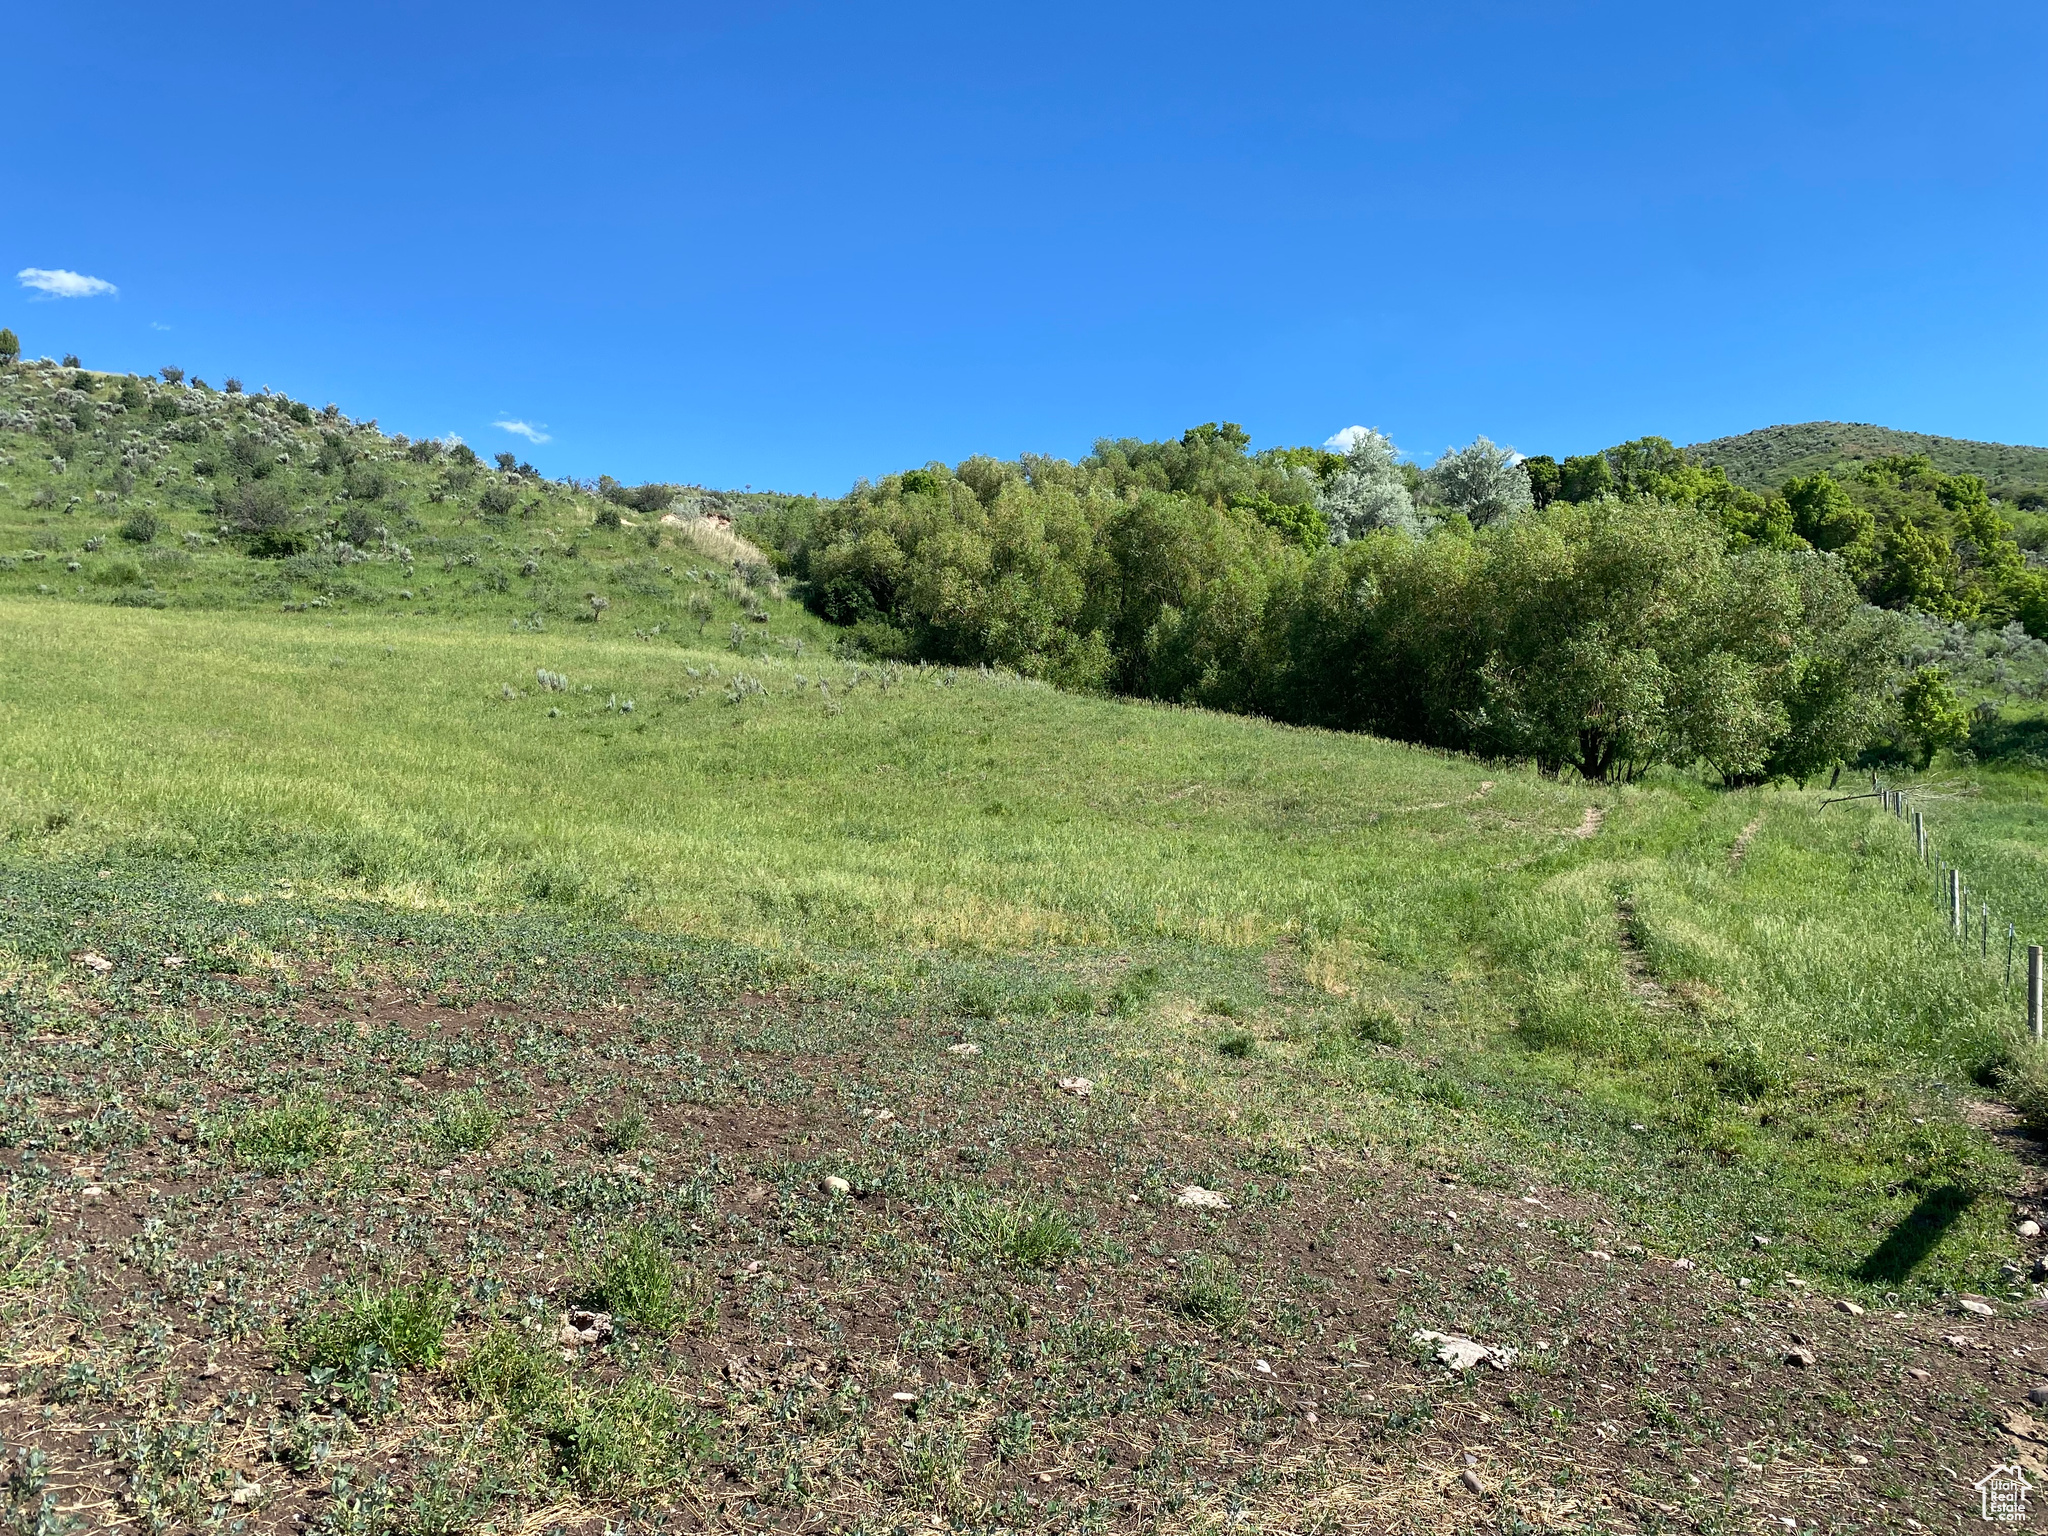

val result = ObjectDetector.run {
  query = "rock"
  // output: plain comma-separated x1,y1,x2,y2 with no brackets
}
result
1833,1299,1865,1316
2021,1220,2042,1239
1750,1234,1771,1248
161,954,187,969
1785,1277,1809,1289
1412,1330,1516,1371
1253,1359,1272,1374
229,1483,260,1507
1057,1076,1093,1098
72,951,112,975
1587,1250,1613,1262
1785,1346,1817,1368
2029,1385,2048,1408
823,1176,851,1196
1907,1367,1930,1380
1175,1185,1229,1210
1672,1258,1695,1271
1459,1467,1487,1495
558,1309,613,1348
947,1042,981,1056
1959,1297,1998,1317
891,1391,918,1403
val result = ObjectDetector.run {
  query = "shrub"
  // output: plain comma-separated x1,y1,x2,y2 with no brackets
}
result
117,511,157,545
1171,1255,1247,1326
555,1377,709,1495
422,1090,503,1155
158,365,183,385
479,482,517,518
1107,964,1162,1017
1348,1001,1405,1048
117,377,145,411
593,504,623,530
945,1191,1080,1270
456,1327,706,1494
290,1278,457,1373
575,1225,710,1335
61,354,81,369
223,377,243,395
1216,1030,1255,1059
231,1096,343,1172
217,479,303,557
456,1324,564,1416
592,1108,647,1153
0,328,17,365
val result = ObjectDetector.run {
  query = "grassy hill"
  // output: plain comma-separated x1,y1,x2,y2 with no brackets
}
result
0,359,825,638
1686,420,2048,503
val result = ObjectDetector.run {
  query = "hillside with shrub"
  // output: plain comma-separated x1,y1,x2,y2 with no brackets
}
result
0,355,826,645
1687,420,2048,506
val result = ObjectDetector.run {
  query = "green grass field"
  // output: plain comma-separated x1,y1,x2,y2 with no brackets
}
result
3,597,2047,1532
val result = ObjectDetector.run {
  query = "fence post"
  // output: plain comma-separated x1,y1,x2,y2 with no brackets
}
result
1982,902,1990,959
2009,923,2017,990
1914,811,1926,862
2031,946,2044,1042
1950,868,1962,938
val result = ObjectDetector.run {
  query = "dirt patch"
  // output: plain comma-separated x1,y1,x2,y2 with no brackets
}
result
1729,814,1766,867
1614,897,1675,1012
1566,806,1605,839
1,976,2040,1532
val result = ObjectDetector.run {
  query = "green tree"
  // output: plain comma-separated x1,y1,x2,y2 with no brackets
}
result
0,328,18,365
1783,472,1873,560
1558,453,1614,503
1521,454,1562,509
1895,666,1970,768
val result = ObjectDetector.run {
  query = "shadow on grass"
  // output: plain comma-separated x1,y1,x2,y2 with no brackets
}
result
1857,1185,1977,1285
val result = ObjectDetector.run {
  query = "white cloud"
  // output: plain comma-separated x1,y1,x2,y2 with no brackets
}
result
493,418,551,445
18,267,118,299
149,321,173,331
1323,426,1373,452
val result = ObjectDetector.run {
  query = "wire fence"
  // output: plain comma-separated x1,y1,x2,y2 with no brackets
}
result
1825,774,2044,1040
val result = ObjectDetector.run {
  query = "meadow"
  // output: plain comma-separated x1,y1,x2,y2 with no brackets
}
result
2,596,2047,1531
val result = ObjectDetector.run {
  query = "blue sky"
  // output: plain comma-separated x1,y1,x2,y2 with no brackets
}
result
6,2,2043,491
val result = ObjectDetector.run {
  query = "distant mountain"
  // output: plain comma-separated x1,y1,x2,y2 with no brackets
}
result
1685,422,2048,503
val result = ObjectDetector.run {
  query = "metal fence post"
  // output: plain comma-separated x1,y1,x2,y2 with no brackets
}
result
1914,811,1925,863
2031,946,2044,1042
1982,902,1990,959
1950,868,1963,938
2009,924,2017,990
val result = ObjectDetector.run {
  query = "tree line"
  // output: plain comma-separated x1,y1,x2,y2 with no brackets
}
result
738,425,2036,782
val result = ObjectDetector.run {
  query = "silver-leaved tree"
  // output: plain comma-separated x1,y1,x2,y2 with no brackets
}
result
1319,428,1417,541
1421,436,1532,527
